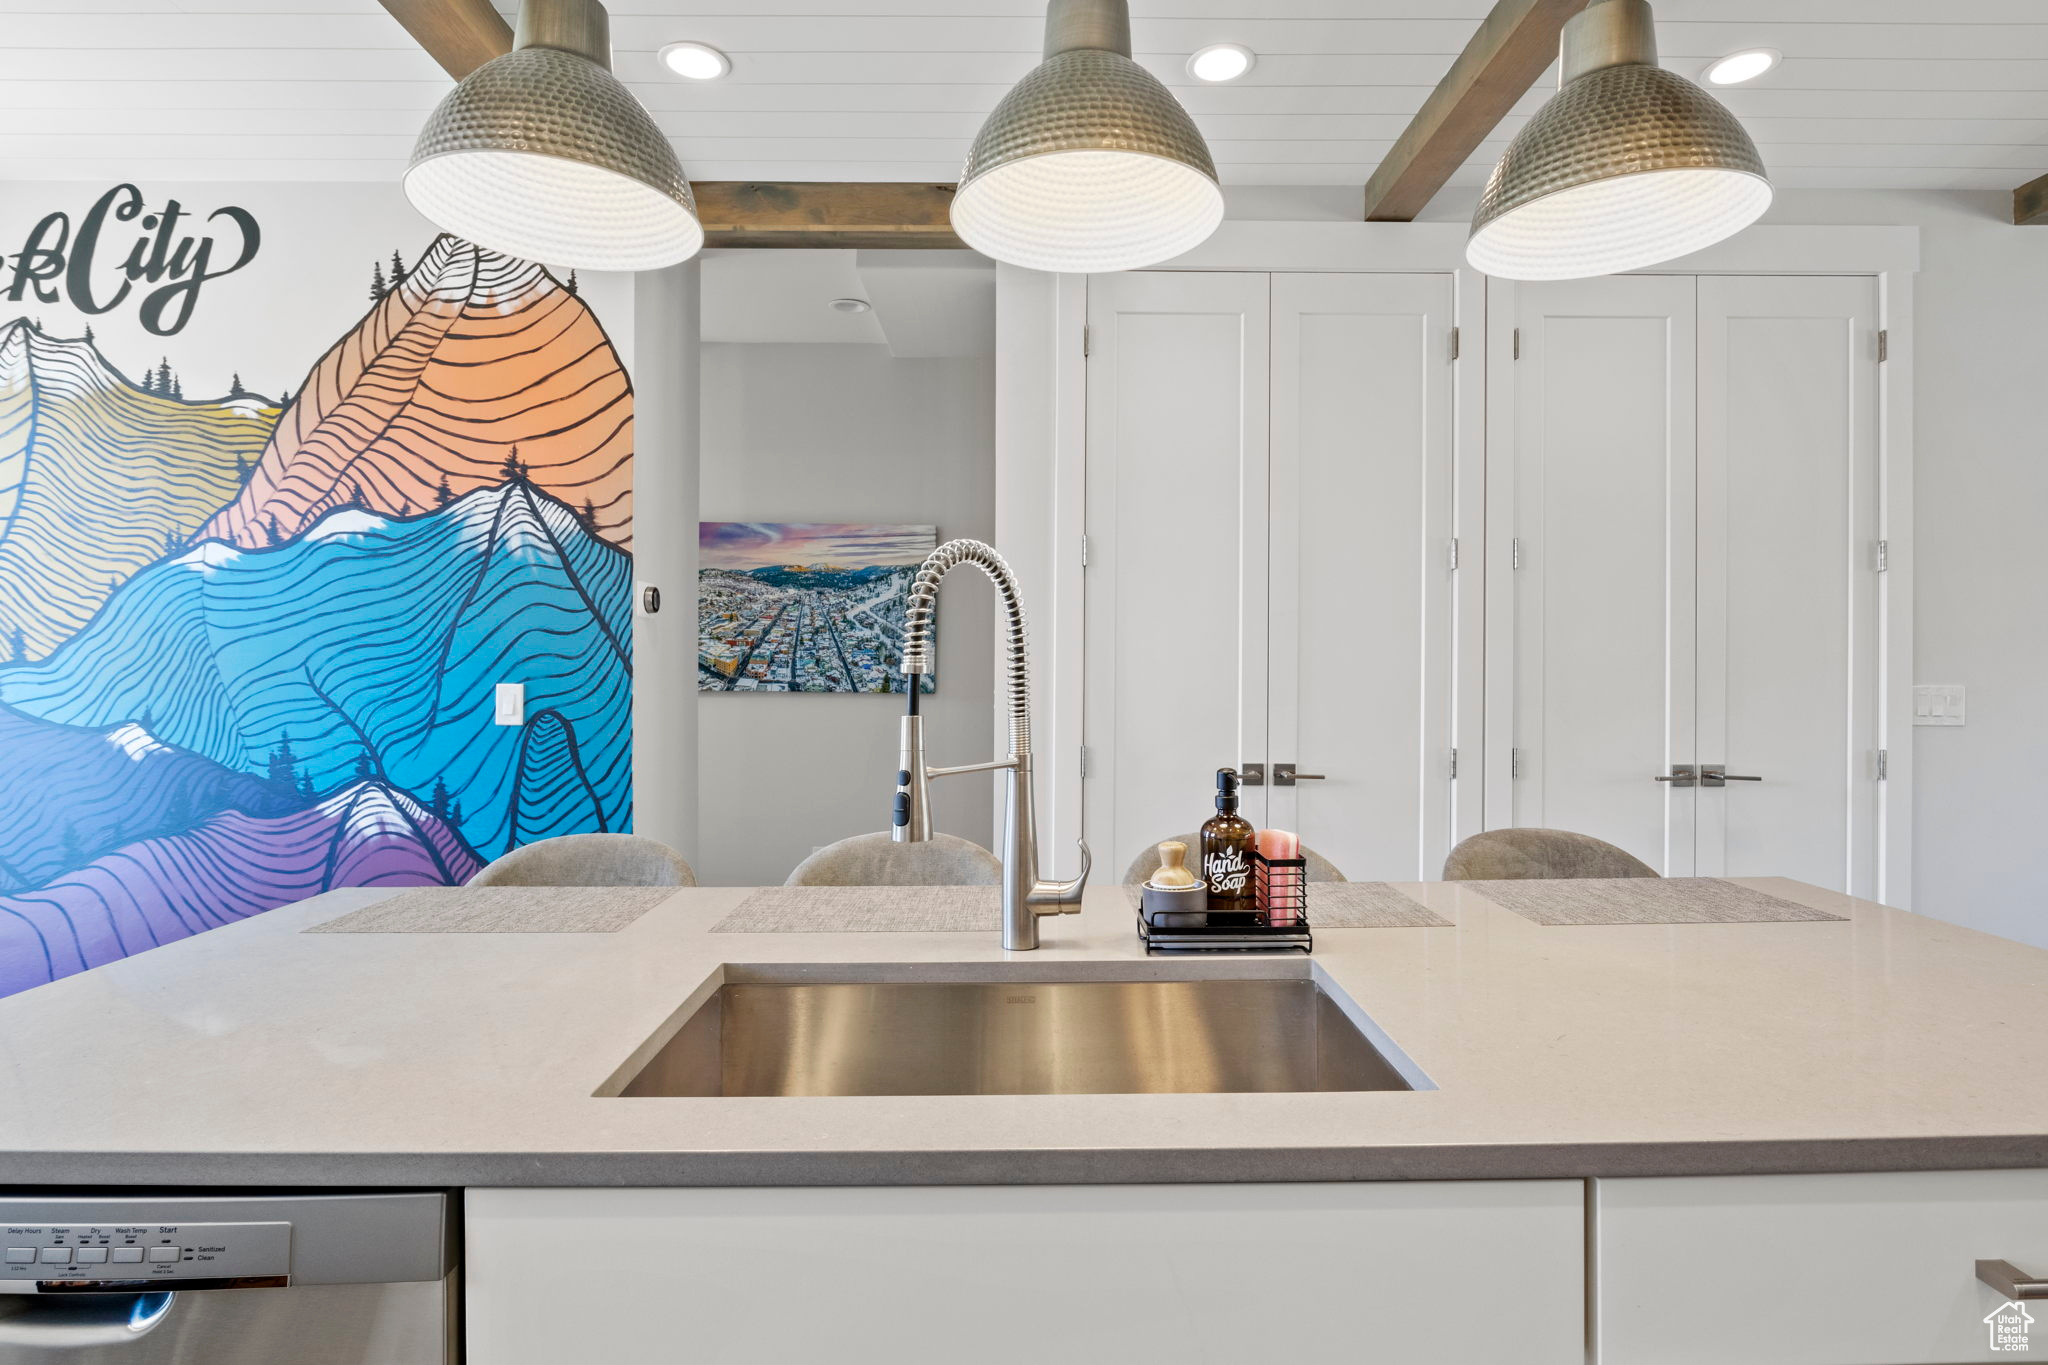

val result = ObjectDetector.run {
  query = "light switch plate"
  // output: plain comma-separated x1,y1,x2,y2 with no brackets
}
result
494,682,525,727
1912,683,1964,726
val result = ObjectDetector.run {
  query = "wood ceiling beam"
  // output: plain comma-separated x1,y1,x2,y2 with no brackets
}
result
377,0,513,81
1362,0,1590,223
695,183,964,251
2014,172,2048,225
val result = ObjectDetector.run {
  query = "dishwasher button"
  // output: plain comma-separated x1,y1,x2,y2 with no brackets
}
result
3,1249,33,1263
111,1247,144,1264
75,1247,109,1264
146,1246,181,1263
38,1248,70,1263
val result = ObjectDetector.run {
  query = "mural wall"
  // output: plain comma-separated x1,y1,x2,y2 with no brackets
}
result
0,186,634,998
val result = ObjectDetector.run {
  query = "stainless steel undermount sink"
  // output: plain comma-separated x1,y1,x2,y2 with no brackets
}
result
606,966,1429,1098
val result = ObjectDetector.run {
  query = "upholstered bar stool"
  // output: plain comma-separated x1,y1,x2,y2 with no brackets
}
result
785,831,1002,886
1441,828,1658,881
468,832,698,887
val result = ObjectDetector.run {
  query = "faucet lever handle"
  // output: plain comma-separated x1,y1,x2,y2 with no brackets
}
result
1030,839,1091,914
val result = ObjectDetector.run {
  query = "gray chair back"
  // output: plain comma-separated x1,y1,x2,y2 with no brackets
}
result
1121,834,1346,886
1441,828,1658,882
468,832,698,888
785,832,1002,887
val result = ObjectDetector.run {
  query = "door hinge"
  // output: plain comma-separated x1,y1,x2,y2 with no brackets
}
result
1079,533,1091,568
1876,748,1888,781
1449,326,1461,361
1513,327,1522,360
1876,539,1888,573
1078,745,1090,778
1448,747,1459,780
1511,537,1523,571
1511,747,1523,780
1877,329,1888,362
1447,537,1460,571
1082,325,1091,359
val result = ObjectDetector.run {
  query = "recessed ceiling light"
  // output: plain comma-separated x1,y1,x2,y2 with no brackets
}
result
659,41,731,80
829,298,871,314
1703,48,1780,86
1187,43,1255,83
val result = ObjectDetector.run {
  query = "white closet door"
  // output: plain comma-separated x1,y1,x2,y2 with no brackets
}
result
1697,276,1881,895
1268,273,1457,881
1084,273,1270,877
1501,276,1699,874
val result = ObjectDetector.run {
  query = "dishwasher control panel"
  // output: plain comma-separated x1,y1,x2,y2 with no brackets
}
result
1,1221,290,1293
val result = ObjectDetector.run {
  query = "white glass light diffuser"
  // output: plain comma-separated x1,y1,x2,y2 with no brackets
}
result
952,0,1224,274
1468,0,1770,281
405,0,704,272
1704,48,1779,86
1187,43,1255,82
659,41,731,80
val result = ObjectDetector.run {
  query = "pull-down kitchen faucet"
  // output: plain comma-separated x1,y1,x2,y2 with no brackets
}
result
891,539,1089,950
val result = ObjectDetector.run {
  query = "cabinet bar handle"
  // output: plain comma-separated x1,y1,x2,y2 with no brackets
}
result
1978,1260,2048,1300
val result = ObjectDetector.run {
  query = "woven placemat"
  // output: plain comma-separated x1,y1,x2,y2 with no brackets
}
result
1466,877,1846,927
307,885,674,934
1121,882,1450,928
713,886,1000,934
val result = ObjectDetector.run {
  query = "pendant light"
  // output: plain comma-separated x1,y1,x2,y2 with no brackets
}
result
404,0,703,272
1467,0,1770,281
952,0,1224,274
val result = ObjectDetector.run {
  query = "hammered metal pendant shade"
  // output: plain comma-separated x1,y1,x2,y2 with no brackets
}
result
953,3,1223,274
404,4,702,272
1468,0,1770,280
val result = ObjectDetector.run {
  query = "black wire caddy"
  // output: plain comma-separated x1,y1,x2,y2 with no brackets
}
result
1136,850,1313,954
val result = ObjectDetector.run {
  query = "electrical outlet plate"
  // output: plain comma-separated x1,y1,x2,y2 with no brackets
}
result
1912,684,1964,726
494,682,525,727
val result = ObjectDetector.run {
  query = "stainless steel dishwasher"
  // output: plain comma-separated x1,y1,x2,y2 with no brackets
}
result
0,1191,457,1362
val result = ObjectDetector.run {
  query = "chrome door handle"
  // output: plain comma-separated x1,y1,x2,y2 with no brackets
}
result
1654,765,1697,787
1239,762,1265,787
1978,1260,2048,1300
1273,764,1325,787
1700,764,1762,787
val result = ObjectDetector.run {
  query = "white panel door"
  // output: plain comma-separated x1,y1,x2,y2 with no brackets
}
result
1697,276,1881,895
1269,273,1459,881
1501,276,1699,874
1084,272,1269,877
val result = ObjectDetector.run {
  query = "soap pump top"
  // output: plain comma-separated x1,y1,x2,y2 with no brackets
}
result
1214,767,1240,814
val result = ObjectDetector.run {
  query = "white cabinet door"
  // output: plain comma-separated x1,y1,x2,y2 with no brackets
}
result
468,1182,1587,1365
1084,272,1270,874
1597,1170,2048,1364
1492,274,1883,891
1697,275,1881,896
1269,273,1459,880
1496,276,1700,874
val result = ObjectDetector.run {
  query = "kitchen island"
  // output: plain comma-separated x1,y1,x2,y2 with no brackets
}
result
4,879,2045,1363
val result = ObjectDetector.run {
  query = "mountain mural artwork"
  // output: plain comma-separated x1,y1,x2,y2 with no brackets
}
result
698,523,937,694
0,234,632,999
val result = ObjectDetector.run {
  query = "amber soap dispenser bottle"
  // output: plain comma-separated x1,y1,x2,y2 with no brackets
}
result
1201,768,1257,917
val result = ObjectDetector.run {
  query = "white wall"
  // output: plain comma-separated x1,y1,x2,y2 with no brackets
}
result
632,262,700,864
697,343,996,886
1231,184,2048,945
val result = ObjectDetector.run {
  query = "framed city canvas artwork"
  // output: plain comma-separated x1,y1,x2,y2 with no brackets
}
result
698,523,938,693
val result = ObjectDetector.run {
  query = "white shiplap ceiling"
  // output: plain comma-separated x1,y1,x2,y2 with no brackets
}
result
0,0,2043,194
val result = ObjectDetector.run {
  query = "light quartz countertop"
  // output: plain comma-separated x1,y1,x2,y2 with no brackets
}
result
2,878,2045,1187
